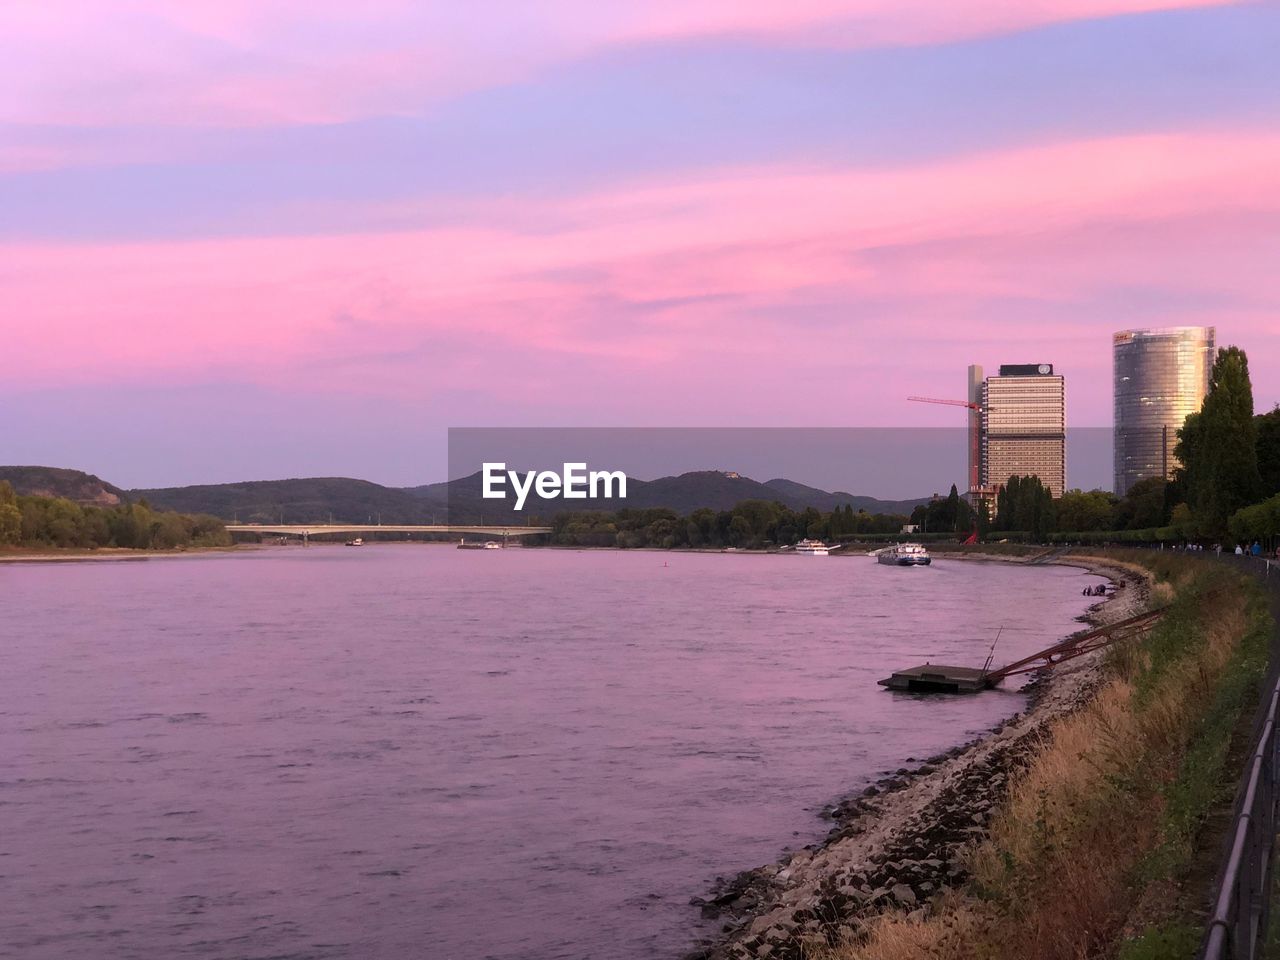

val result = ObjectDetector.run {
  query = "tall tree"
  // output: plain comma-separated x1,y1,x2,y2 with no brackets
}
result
994,476,1021,531
944,484,961,532
993,475,1054,538
1257,405,1280,497
1177,346,1262,535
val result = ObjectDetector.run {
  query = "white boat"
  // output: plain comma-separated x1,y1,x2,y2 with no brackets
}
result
458,539,503,550
345,537,364,546
877,542,931,566
794,538,830,556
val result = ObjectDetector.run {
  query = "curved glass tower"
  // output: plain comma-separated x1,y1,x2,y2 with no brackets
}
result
1113,327,1215,496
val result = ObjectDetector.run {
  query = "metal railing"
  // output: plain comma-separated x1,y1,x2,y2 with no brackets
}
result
1202,557,1280,960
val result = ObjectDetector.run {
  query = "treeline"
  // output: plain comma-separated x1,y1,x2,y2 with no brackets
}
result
0,482,230,549
983,476,1201,542
909,485,976,534
549,499,909,549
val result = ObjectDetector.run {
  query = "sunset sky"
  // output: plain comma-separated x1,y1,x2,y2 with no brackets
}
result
4,0,1279,489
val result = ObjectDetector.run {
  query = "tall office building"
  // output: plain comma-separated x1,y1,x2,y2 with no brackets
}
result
967,364,984,495
1113,327,1215,496
981,364,1066,497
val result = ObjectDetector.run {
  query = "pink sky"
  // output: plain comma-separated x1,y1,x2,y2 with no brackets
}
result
1,0,1276,485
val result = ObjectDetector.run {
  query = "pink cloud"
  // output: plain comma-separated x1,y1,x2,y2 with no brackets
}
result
0,0,1243,128
3,127,1278,425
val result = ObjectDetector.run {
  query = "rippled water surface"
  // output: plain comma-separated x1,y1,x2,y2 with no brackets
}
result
1,547,1103,959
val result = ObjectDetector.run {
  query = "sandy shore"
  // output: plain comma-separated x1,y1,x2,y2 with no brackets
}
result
685,555,1152,960
0,545,252,563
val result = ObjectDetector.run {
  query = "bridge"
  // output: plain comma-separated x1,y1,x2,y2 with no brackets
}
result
226,524,552,539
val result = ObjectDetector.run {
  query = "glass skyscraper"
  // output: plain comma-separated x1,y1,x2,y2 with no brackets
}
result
1112,327,1216,496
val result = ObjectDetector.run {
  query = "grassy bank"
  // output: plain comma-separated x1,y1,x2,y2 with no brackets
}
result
820,552,1273,960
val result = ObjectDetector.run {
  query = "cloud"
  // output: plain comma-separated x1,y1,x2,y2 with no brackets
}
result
3,126,1278,430
0,0,1243,127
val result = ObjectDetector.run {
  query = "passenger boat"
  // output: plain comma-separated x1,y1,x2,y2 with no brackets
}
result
345,537,364,546
794,538,830,556
457,539,503,550
877,543,931,566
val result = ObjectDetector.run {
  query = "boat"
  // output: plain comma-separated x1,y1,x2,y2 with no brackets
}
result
877,542,931,566
457,539,503,550
794,538,830,556
344,537,364,546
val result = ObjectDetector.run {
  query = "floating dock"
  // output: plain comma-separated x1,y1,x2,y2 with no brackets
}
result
878,604,1168,694
878,665,992,693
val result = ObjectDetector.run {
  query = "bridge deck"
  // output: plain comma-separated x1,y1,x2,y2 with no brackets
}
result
226,524,552,537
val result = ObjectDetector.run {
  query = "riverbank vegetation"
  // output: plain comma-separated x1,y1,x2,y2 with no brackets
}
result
547,499,909,549
0,482,230,549
818,553,1272,960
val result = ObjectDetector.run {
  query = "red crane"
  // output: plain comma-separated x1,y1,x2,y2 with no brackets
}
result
907,395,983,495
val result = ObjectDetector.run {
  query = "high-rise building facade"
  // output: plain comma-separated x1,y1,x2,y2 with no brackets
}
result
1113,327,1215,496
981,364,1066,497
967,364,985,495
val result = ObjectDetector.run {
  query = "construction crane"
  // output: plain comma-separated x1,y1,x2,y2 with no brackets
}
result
907,395,983,493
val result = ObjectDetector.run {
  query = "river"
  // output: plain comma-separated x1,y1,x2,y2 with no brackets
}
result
1,547,1103,959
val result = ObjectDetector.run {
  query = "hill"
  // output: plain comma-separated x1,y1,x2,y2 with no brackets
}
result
0,466,126,506
412,469,928,522
761,478,927,516
2,466,930,524
132,477,447,525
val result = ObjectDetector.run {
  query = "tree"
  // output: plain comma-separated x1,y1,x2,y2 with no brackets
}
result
1258,405,1280,497
1170,502,1195,537
727,515,752,547
1176,346,1262,535
0,482,19,545
1114,477,1170,530
1055,489,1116,533
993,475,1054,539
1228,493,1280,547
920,484,974,535
151,511,191,549
794,506,823,540
44,498,86,546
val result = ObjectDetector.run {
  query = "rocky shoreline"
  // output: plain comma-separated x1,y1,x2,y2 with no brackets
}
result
682,557,1150,960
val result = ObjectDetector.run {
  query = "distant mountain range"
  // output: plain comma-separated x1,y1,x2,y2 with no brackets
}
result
1,465,930,523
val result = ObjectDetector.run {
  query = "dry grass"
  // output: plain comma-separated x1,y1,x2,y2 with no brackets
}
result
815,900,993,960
817,560,1258,960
